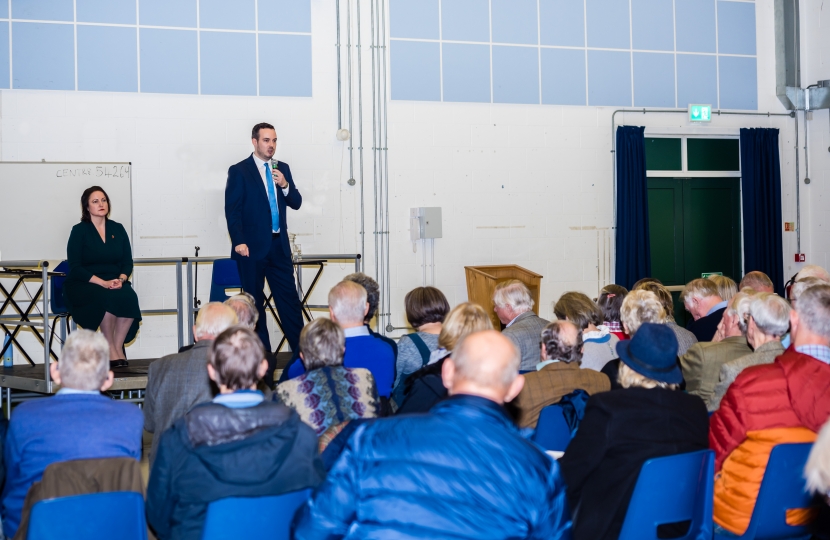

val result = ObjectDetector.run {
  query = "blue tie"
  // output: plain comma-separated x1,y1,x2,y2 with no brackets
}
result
264,163,279,232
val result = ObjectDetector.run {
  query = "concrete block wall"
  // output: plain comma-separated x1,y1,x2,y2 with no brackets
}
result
802,0,830,274
1,0,821,360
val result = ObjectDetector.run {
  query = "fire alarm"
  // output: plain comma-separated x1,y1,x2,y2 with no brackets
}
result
795,254,806,262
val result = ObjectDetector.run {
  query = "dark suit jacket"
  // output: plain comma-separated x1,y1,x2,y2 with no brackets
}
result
143,340,215,464
224,155,302,260
558,387,709,540
686,307,725,342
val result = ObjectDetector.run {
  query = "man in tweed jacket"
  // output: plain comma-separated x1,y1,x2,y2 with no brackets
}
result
708,293,789,411
512,320,610,428
493,280,549,371
143,302,237,464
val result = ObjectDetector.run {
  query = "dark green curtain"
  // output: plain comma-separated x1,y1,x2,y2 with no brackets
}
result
740,128,784,294
615,126,651,289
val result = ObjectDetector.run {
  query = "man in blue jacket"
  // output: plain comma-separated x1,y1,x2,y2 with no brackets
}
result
146,326,324,540
225,122,304,383
1,330,143,538
293,330,573,539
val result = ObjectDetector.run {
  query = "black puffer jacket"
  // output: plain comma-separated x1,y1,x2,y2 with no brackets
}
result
146,400,325,540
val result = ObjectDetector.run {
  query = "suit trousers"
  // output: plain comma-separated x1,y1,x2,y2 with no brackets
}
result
236,235,304,360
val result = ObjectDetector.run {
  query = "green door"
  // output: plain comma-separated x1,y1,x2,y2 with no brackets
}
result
647,178,742,322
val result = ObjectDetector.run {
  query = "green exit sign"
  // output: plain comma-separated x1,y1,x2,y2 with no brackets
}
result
701,272,723,278
689,104,712,122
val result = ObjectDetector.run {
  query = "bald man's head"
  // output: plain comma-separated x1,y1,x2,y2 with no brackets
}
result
442,330,524,404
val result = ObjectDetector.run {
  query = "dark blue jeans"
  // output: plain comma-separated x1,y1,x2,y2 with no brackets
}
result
236,235,304,356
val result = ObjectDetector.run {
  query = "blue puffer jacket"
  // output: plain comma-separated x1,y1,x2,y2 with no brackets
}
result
293,394,572,539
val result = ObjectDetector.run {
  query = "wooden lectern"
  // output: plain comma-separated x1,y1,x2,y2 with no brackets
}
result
464,265,543,329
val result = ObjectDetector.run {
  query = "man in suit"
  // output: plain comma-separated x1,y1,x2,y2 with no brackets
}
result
709,292,789,411
225,122,304,379
679,291,753,409
512,320,610,428
681,278,726,342
143,302,238,463
493,280,549,371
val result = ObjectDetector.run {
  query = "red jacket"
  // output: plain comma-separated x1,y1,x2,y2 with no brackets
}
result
709,348,830,534
711,347,830,470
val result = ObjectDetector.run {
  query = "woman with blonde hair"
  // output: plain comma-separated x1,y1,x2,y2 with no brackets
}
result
708,274,738,302
602,290,666,388
396,302,493,414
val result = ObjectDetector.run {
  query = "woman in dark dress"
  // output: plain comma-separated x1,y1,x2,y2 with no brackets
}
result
558,322,709,540
64,186,141,366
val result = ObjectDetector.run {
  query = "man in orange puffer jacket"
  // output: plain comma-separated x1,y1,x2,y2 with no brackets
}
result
710,283,830,535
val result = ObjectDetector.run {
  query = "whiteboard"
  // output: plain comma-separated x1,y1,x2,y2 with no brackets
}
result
0,162,132,261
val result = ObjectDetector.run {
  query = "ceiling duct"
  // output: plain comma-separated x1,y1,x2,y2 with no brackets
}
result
775,0,803,110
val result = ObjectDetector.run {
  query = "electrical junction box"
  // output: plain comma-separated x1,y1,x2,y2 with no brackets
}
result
409,207,442,240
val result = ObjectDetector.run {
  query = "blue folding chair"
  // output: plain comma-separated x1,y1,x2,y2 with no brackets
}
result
48,260,72,351
209,259,243,302
27,491,147,540
714,443,815,540
532,404,572,451
619,450,714,540
201,488,312,540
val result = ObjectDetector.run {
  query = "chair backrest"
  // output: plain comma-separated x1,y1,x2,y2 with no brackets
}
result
201,488,312,540
50,261,69,314
744,442,815,539
532,404,572,451
209,259,242,302
618,450,714,540
27,491,147,540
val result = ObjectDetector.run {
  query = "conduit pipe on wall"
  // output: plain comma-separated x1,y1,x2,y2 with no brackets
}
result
370,0,391,334
609,108,797,282
335,0,342,130
356,0,365,270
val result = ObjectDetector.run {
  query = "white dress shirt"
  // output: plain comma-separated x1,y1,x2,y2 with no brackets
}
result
252,153,290,233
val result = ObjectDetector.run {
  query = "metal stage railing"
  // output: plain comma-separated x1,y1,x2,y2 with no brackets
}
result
0,254,360,402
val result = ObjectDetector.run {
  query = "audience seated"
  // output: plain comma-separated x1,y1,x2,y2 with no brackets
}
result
795,264,830,283
224,291,258,328
601,289,666,389
597,284,628,340
392,286,449,404
344,272,398,358
1,330,143,538
293,330,573,539
558,323,709,540
287,281,395,400
554,291,619,371
513,320,610,428
739,270,774,293
709,292,789,411
143,302,238,463
679,292,753,409
146,326,324,540
708,274,737,302
396,302,492,415
634,280,698,355
681,278,727,342
710,284,830,536
780,277,825,350
493,280,549,371
276,318,379,435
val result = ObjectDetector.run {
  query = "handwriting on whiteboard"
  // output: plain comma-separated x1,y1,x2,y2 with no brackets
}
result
56,165,130,178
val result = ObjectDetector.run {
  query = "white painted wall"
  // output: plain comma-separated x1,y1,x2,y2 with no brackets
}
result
0,0,810,361
801,0,830,275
